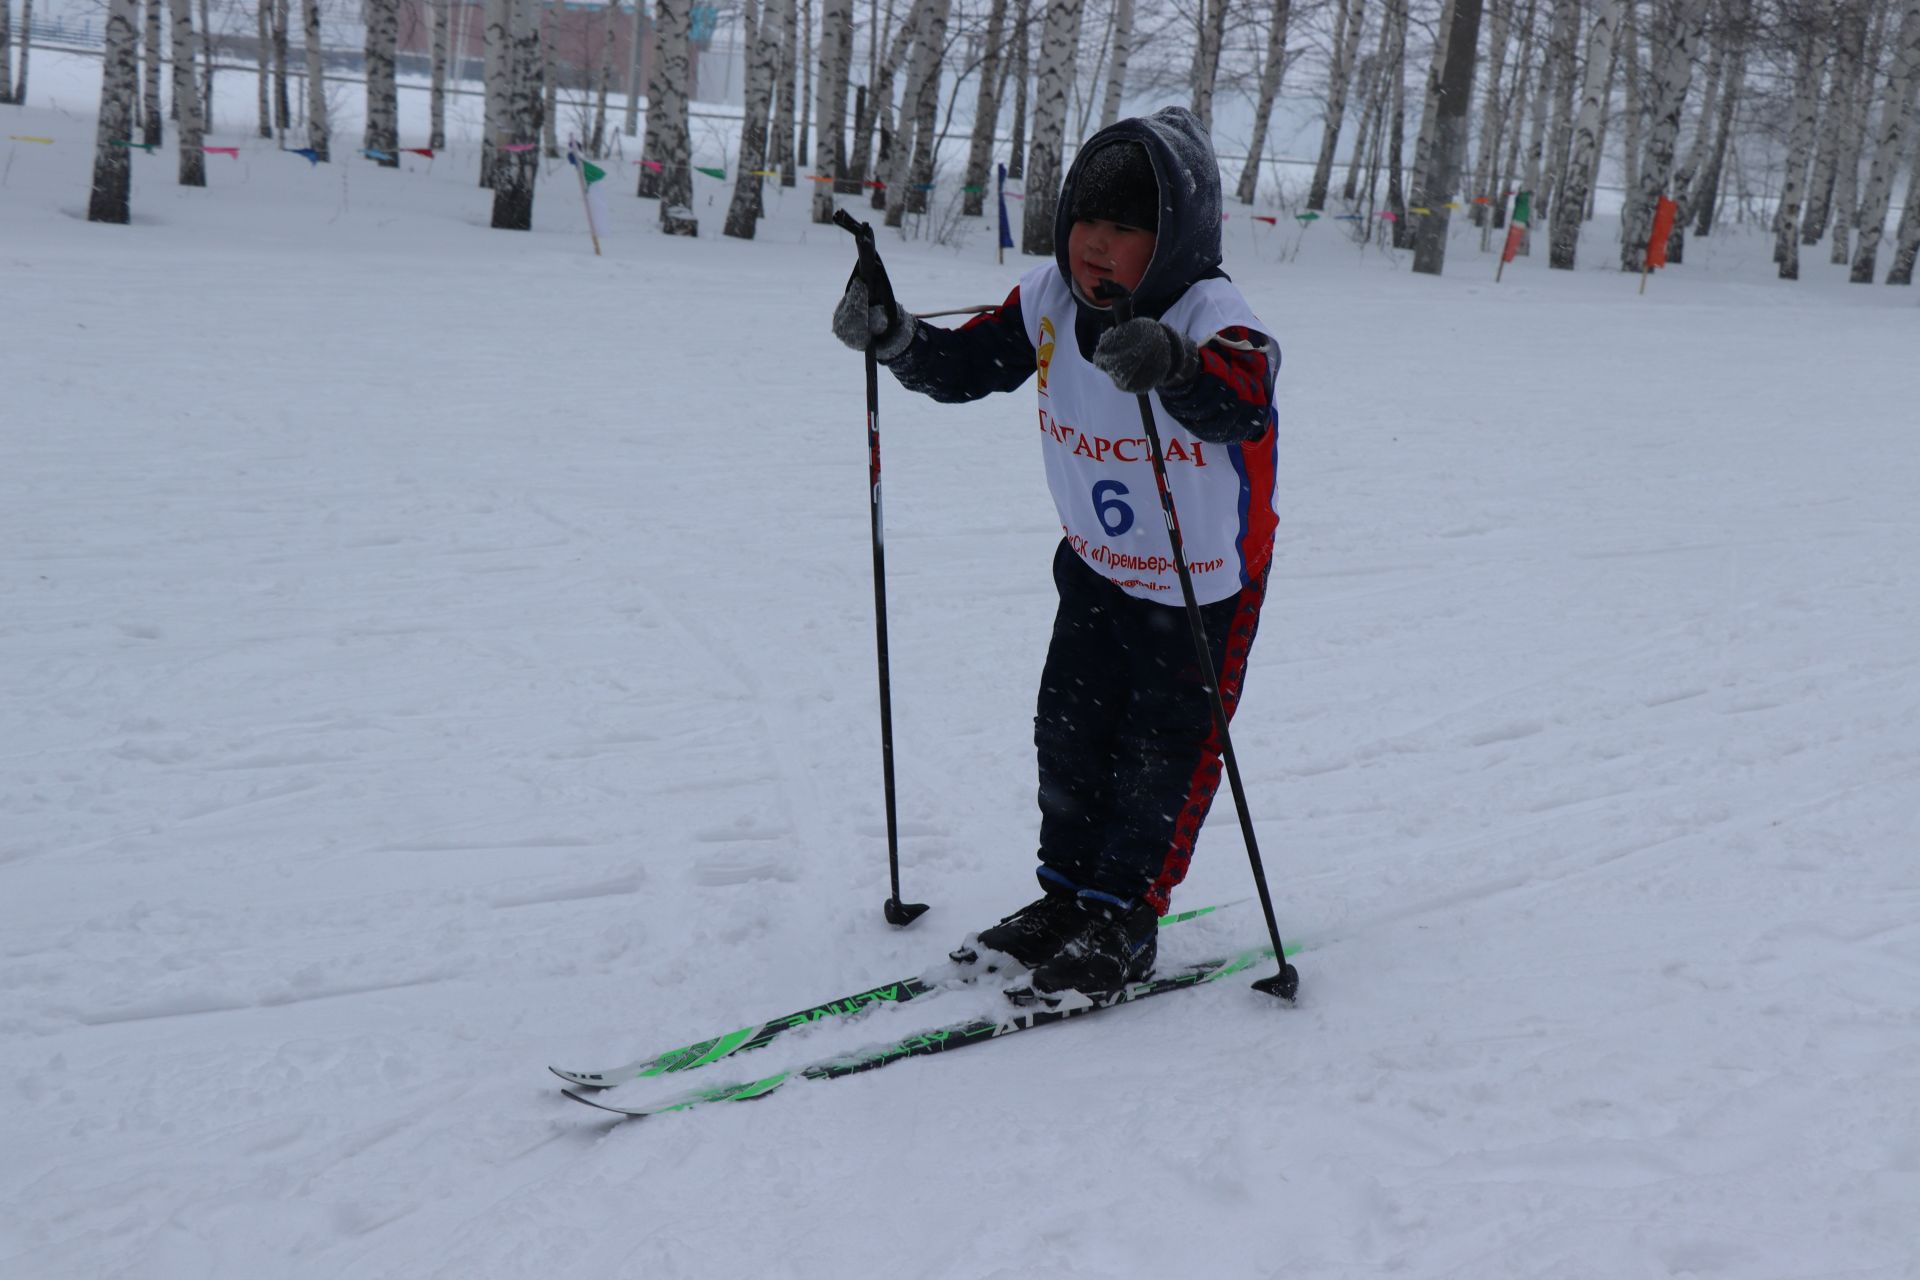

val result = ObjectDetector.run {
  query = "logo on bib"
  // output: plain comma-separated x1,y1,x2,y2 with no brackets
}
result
1036,317,1056,394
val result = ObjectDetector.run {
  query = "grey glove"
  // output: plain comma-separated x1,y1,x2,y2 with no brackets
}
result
1092,318,1200,394
832,277,917,362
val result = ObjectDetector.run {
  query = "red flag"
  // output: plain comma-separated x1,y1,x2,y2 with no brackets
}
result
1645,196,1679,269
1500,191,1531,264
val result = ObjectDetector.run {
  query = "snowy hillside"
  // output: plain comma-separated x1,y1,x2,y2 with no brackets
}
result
5,50,1920,1280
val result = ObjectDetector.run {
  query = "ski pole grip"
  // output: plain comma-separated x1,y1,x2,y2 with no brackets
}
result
1093,278,1135,326
832,209,899,329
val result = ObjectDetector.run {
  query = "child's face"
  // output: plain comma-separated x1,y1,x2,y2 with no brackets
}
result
1068,218,1157,304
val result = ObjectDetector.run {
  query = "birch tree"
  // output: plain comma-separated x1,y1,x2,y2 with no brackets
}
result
89,0,143,225
963,0,1011,215
1772,17,1824,278
1849,0,1920,282
431,0,452,150
365,0,401,167
1190,0,1231,131
1100,0,1133,127
1009,0,1032,178
490,0,541,228
1829,0,1887,261
12,0,33,104
639,0,673,195
626,0,645,136
1540,0,1581,219
590,0,619,155
2,0,12,104
653,0,699,233
1887,145,1920,282
1410,0,1483,276
1022,0,1085,254
141,0,163,146
813,0,855,221
1692,4,1746,236
257,0,275,137
1236,0,1294,203
1549,0,1623,267
1618,0,1709,271
1308,0,1367,210
728,0,790,237
274,0,293,134
885,0,950,226
771,1,798,186
302,0,331,161
1802,1,1864,243
1467,0,1514,225
168,0,205,186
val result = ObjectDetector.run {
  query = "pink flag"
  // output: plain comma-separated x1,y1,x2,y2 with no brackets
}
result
203,146,239,158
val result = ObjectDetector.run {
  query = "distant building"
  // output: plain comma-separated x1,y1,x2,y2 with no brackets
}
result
393,0,718,96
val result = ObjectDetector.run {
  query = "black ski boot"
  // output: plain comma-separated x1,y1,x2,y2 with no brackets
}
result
1016,898,1159,1004
951,891,1083,969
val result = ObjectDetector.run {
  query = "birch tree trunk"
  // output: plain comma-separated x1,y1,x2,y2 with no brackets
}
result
89,0,143,224
142,0,163,146
1406,0,1457,245
1618,0,1709,271
1,0,11,104
1468,0,1513,225
625,0,645,135
590,0,618,156
1772,20,1823,278
903,0,952,218
431,0,451,150
1519,4,1555,211
169,0,205,186
641,0,673,194
1410,0,1482,276
1692,10,1745,236
1342,47,1386,202
963,0,1011,214
1663,13,1730,264
1802,1,1863,243
542,16,560,160
257,0,273,135
813,0,855,219
1022,0,1085,254
1549,0,1622,268
1538,0,1579,219
772,0,798,185
799,0,814,168
490,0,540,228
654,0,700,233
301,0,331,160
885,0,947,225
1009,0,1031,178
728,0,790,236
1491,0,1541,234
1236,0,1294,203
1100,0,1132,127
198,0,213,123
1190,0,1231,131
1887,143,1920,282
1380,0,1410,230
274,0,292,133
1849,0,1920,282
864,6,917,207
366,0,401,167
1619,0,1642,209
13,0,33,104
1830,0,1889,262
1308,0,1367,210
483,0,509,184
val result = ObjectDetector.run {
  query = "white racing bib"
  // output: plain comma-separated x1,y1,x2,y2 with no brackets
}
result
1019,264,1278,605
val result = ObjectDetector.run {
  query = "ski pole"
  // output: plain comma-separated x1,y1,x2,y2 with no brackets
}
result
833,209,930,929
1094,279,1299,1002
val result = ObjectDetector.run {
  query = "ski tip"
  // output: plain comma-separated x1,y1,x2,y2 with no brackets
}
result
561,1089,637,1117
550,1066,614,1089
884,898,930,927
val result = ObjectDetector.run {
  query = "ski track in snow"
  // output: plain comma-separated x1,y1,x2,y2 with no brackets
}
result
5,50,1920,1280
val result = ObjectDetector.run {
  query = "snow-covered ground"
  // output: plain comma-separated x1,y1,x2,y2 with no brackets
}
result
6,49,1920,1280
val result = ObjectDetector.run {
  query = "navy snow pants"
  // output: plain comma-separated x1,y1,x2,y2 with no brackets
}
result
1032,538,1268,913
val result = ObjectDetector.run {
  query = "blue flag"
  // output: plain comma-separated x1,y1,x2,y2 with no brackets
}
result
997,163,1014,251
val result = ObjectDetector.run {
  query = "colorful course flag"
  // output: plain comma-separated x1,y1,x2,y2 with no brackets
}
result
1645,195,1679,269
1253,215,1277,225
1501,190,1531,264
1296,211,1319,223
406,148,436,159
286,147,321,166
570,149,607,185
697,165,726,179
10,135,55,144
204,146,239,158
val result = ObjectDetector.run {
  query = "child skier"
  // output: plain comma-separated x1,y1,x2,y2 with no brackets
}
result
831,107,1279,1001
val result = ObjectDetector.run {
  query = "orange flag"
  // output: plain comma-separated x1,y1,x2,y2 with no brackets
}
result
1645,196,1679,269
